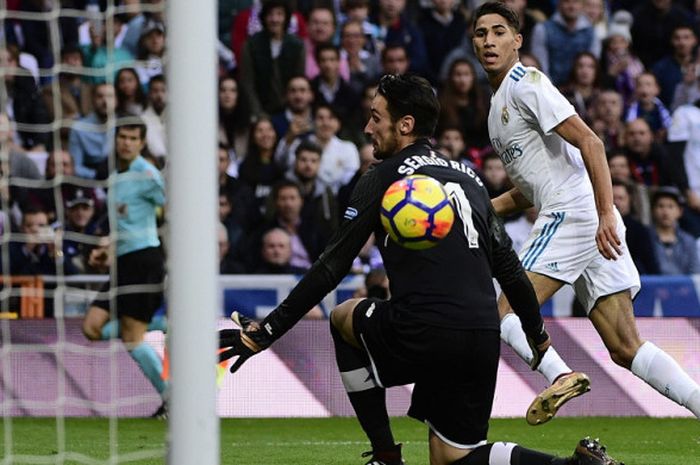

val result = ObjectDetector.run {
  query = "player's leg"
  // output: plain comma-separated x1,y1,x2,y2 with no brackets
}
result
589,291,700,418
121,314,168,403
499,271,590,425
82,304,110,340
499,271,571,381
330,298,400,464
99,314,168,340
431,435,621,465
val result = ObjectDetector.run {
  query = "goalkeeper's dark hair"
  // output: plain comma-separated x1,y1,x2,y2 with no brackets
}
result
377,74,439,139
473,1,520,32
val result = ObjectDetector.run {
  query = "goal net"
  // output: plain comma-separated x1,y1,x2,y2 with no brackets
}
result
0,1,219,464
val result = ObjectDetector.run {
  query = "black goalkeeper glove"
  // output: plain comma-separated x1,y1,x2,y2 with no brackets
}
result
219,312,274,373
526,323,551,370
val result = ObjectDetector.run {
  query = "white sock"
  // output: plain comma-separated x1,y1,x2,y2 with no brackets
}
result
500,313,570,384
489,442,517,464
631,341,700,418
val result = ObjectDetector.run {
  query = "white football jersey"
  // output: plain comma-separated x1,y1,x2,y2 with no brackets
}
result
487,62,595,213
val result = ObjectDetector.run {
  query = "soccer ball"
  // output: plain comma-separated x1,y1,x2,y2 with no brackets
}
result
380,175,455,250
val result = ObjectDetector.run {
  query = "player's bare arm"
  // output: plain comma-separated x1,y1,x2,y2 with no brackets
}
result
553,115,622,260
492,186,533,216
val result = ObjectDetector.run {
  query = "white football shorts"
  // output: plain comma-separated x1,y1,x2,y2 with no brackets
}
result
518,207,640,313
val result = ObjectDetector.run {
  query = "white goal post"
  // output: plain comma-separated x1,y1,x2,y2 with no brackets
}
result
166,0,219,464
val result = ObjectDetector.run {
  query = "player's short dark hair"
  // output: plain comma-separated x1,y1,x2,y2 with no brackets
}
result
473,1,520,32
295,140,322,158
116,117,147,141
377,74,440,138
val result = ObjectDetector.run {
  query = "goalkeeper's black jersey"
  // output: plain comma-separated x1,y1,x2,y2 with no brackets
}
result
270,139,534,334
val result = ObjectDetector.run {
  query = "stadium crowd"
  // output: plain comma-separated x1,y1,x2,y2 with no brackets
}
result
4,0,700,295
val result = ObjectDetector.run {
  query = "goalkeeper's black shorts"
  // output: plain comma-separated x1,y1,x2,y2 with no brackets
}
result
91,247,165,323
352,297,499,448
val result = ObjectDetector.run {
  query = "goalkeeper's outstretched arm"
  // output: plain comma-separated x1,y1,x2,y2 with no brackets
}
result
219,170,384,370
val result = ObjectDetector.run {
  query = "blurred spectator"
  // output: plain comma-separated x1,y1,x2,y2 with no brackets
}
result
24,148,103,228
650,186,700,274
530,0,600,86
337,142,377,215
373,0,429,75
561,52,602,123
305,6,350,80
625,73,672,143
115,67,147,116
504,206,538,253
218,76,250,164
9,206,76,275
15,0,79,75
271,76,314,147
62,188,100,274
436,126,469,164
353,266,390,298
612,179,660,274
218,144,258,230
0,112,41,214
68,83,116,179
503,0,546,55
287,140,339,238
631,0,694,68
480,152,510,199
340,19,381,95
582,0,608,48
230,0,307,62
417,0,468,83
311,44,358,123
380,43,411,75
438,31,488,86
141,75,167,161
239,0,306,118
239,117,285,217
80,18,134,84
670,62,700,111
276,104,360,193
218,220,246,274
258,181,330,270
608,150,652,225
437,58,490,156
135,19,166,86
254,227,325,318
120,0,166,57
590,89,625,151
652,25,697,108
342,0,381,49
1,45,50,150
41,45,93,122
667,101,700,236
600,16,644,108
624,118,687,190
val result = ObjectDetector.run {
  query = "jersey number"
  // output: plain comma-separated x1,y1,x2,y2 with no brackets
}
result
444,182,479,249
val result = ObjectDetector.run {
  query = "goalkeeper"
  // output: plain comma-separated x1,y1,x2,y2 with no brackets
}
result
220,74,621,465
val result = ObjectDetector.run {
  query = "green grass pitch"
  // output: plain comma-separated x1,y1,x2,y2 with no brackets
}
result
1,417,698,464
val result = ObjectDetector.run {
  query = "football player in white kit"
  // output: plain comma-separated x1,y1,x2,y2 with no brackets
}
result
473,1,700,425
